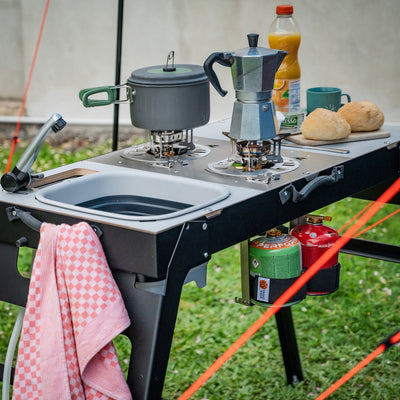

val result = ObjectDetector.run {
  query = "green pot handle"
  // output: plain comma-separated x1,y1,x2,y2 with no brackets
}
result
79,86,117,107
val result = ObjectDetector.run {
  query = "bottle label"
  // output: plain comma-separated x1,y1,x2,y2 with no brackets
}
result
280,111,305,132
272,78,300,111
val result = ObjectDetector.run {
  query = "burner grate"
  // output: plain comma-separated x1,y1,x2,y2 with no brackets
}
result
121,143,210,167
207,156,299,182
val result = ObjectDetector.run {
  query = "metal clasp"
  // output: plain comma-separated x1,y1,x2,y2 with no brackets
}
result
111,84,134,104
163,50,176,72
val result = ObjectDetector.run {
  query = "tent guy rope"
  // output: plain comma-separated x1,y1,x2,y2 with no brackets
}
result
178,177,400,400
5,0,50,174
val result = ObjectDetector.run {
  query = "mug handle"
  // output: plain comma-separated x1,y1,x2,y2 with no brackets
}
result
341,93,351,104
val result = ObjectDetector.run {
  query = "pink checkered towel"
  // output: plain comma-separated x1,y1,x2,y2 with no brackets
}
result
12,222,132,400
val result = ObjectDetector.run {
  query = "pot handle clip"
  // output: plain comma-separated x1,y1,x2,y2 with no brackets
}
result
79,85,133,107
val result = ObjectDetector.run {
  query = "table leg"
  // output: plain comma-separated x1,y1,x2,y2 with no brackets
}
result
275,307,303,386
113,221,209,400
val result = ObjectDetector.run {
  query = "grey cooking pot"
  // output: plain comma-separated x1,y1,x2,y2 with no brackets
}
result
79,55,210,131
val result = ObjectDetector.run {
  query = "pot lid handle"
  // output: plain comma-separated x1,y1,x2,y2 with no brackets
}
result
163,50,176,72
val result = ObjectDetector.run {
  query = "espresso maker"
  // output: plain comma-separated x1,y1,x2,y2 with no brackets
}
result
204,34,287,141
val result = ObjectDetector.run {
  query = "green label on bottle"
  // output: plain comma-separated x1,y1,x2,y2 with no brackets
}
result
280,111,305,132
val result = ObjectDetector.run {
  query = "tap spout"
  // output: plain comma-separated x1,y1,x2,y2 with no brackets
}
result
1,113,66,193
16,113,66,173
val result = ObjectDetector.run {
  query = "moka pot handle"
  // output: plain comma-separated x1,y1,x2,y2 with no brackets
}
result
203,52,232,97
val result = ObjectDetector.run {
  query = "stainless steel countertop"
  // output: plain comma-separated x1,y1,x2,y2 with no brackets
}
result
1,121,399,235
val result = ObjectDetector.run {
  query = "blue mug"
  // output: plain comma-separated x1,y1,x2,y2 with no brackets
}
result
307,87,351,114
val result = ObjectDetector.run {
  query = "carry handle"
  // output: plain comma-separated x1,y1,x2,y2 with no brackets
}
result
79,85,133,108
279,166,344,204
6,206,103,238
79,86,117,107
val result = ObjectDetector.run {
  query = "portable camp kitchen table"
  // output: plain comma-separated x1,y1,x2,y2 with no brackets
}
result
0,120,399,399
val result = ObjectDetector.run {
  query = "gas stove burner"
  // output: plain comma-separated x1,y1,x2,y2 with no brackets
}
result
235,139,282,170
236,140,271,158
146,130,199,157
207,156,299,182
147,129,195,157
121,128,210,167
208,133,298,181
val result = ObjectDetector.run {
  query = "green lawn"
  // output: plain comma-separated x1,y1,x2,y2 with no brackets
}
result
1,139,399,399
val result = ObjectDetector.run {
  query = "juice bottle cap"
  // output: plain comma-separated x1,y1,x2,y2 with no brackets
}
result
276,5,293,14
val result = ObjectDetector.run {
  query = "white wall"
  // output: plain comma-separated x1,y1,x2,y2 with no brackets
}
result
1,0,400,124
0,0,24,96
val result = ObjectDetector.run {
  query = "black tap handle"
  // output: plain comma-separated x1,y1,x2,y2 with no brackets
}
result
1,167,30,193
247,33,259,47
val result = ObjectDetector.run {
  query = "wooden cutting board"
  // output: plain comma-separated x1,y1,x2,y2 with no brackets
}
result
286,129,390,146
30,168,98,188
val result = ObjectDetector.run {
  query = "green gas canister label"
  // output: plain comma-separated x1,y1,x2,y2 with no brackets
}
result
249,232,305,307
249,234,301,280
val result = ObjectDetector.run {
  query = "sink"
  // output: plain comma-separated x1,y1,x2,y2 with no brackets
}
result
35,169,230,221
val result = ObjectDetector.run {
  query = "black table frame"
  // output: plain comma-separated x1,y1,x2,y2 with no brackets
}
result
0,141,399,399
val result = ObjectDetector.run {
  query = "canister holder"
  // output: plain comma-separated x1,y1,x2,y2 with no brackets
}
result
235,238,304,386
235,240,254,306
306,263,341,295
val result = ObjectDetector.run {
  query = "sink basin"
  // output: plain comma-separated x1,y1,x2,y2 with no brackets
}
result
35,169,230,221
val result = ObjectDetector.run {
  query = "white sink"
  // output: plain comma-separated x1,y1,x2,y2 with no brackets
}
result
35,169,230,221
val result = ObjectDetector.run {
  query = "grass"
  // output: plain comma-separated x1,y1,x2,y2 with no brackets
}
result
0,139,399,399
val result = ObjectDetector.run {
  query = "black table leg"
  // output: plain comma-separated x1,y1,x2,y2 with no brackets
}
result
114,270,184,400
113,221,209,400
275,306,303,386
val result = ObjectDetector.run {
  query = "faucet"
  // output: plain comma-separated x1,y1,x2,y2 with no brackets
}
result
1,113,66,193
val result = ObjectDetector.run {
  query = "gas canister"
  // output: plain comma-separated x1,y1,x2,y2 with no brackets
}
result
290,215,341,295
248,228,306,307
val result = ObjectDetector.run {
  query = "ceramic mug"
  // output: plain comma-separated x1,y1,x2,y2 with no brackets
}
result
307,87,351,114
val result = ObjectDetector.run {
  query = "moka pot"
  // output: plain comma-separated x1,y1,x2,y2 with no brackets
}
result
204,34,287,140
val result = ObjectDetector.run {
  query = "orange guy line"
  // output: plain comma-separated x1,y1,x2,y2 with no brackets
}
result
5,0,50,173
354,208,400,238
337,201,374,233
314,344,386,400
178,178,400,400
315,330,400,400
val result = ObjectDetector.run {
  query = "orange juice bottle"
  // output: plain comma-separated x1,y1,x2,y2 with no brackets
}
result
268,4,301,112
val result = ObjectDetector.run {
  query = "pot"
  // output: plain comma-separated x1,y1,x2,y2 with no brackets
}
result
79,52,210,131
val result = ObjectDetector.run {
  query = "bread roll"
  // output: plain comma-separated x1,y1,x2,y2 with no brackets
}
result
338,101,384,132
301,108,351,140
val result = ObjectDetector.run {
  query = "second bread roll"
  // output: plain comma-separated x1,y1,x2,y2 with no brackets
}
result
301,108,351,140
337,101,384,131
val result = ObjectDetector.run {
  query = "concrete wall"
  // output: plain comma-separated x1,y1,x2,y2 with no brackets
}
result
1,0,399,124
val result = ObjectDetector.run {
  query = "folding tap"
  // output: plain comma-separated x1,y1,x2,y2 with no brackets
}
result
1,113,66,193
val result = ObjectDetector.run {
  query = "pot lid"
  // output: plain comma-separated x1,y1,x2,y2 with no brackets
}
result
128,64,208,86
